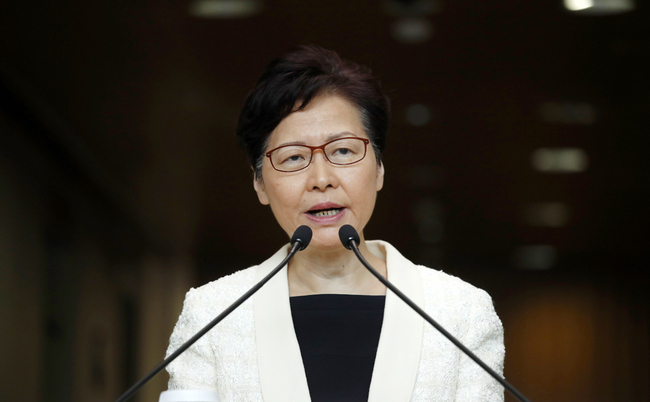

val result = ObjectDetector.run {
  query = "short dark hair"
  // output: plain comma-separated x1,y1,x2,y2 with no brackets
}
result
236,45,390,179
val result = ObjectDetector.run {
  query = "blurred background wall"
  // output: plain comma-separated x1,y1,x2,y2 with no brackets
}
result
0,0,648,401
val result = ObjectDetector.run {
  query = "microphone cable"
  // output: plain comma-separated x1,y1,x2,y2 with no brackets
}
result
115,225,312,402
338,224,531,402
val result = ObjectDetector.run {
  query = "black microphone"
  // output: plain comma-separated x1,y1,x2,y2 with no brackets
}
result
291,224,312,251
338,224,532,402
115,225,313,402
338,224,360,250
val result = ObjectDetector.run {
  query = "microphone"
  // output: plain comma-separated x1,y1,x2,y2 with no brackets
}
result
115,226,312,402
338,224,360,250
338,225,532,402
291,224,312,251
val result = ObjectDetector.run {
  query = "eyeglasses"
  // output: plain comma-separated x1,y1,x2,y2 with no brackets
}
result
265,137,370,173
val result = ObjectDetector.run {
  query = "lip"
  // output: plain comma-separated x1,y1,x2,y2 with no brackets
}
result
305,202,346,224
308,202,343,212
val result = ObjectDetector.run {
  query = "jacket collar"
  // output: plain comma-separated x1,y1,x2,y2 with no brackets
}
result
254,240,424,402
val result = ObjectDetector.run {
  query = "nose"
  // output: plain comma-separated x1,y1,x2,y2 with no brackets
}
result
306,150,340,191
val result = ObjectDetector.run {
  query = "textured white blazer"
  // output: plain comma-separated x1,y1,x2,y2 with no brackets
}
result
166,241,505,401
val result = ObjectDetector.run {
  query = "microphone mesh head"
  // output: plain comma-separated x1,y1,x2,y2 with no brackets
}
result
291,225,313,250
338,225,360,250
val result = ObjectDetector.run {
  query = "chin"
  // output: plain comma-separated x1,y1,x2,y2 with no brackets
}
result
308,228,347,251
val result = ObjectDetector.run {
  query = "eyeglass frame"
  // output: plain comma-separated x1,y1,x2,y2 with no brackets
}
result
264,136,371,173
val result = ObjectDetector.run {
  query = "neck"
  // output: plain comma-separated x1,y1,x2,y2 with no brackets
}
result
287,240,387,296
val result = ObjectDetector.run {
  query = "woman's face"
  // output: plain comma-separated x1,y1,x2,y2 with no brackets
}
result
254,94,384,251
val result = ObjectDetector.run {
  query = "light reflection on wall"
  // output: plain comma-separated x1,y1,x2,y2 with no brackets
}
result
502,285,647,401
513,245,557,270
531,148,589,173
538,102,596,125
504,286,598,401
563,0,635,14
523,202,571,227
188,0,262,18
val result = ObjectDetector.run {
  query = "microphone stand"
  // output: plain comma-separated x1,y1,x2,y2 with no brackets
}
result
347,239,532,402
115,239,305,402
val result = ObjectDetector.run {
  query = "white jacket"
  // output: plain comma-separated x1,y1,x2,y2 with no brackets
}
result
166,241,505,401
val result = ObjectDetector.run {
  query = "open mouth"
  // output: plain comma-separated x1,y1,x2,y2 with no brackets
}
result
308,208,343,217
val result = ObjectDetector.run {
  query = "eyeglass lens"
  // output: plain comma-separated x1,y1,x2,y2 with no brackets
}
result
270,137,367,172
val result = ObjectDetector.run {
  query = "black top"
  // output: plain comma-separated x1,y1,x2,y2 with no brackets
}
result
290,294,386,402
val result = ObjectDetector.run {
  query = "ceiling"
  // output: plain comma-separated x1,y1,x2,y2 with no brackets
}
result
1,0,648,282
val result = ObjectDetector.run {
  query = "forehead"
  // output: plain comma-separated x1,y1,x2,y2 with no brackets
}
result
267,95,366,148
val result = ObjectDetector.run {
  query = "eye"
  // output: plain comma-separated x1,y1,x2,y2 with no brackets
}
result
282,154,306,164
272,146,311,168
332,147,354,156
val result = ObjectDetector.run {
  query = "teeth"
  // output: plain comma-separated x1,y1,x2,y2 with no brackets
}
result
313,208,341,217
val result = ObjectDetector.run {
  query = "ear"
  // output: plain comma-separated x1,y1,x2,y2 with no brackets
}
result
253,177,270,205
376,161,385,192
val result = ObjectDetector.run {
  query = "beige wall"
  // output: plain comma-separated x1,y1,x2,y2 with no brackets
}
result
71,241,123,402
0,116,197,402
0,156,45,402
136,256,193,402
503,284,650,402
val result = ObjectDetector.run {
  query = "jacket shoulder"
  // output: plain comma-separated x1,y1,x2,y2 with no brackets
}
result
417,265,491,302
415,265,499,336
181,267,258,319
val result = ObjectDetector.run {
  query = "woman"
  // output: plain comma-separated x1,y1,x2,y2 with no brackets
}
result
166,46,505,402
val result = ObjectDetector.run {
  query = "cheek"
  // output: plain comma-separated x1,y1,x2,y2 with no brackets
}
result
345,169,380,208
267,179,304,215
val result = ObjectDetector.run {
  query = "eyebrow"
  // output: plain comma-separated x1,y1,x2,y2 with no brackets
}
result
276,131,360,147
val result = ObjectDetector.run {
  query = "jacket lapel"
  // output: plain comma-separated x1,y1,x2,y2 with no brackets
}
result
254,241,423,402
367,241,424,402
254,246,311,402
